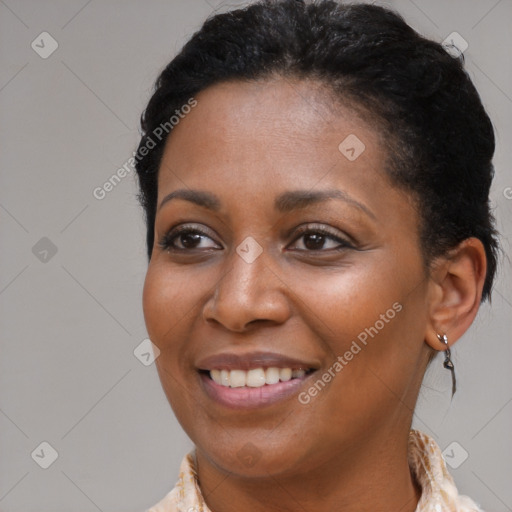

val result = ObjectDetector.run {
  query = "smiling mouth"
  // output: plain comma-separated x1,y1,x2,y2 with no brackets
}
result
202,367,315,388
196,352,319,407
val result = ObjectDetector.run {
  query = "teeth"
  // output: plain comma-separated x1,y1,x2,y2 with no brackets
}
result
246,368,266,387
209,367,309,388
279,368,292,382
230,369,246,388
220,369,230,386
265,367,280,384
211,369,221,385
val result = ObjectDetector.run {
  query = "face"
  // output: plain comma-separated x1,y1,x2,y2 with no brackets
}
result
143,77,432,479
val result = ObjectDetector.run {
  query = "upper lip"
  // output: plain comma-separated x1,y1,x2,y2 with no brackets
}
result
196,351,320,371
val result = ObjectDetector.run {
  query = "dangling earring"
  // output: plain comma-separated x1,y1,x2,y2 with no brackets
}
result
437,333,456,397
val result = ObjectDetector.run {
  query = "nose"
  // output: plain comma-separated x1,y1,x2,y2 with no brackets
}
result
202,245,292,332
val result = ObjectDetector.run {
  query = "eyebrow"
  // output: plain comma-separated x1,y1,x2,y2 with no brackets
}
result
158,188,376,219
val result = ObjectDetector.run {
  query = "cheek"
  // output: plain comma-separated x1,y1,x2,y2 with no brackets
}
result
293,261,402,339
142,263,200,346
142,264,200,417
294,255,427,386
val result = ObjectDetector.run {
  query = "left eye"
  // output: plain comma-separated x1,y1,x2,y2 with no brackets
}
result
289,228,353,252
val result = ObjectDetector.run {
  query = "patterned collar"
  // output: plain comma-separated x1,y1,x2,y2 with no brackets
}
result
146,430,484,512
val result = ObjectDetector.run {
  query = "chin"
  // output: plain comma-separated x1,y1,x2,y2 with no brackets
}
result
200,442,307,479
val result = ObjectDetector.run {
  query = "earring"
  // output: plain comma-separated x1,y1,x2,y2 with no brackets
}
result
437,333,456,397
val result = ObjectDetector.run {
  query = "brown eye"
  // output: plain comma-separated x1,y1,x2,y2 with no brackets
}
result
159,225,221,252
175,231,205,249
289,225,354,252
306,233,331,250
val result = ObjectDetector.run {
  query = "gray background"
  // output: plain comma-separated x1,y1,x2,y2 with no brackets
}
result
0,0,510,511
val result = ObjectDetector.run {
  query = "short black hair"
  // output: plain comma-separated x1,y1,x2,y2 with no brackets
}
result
135,0,499,302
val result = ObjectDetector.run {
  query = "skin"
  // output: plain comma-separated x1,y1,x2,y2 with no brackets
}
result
142,77,487,512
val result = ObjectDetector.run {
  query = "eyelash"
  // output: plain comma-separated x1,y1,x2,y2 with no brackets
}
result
158,223,355,253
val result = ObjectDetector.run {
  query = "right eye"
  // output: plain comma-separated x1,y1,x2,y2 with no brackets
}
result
158,225,222,252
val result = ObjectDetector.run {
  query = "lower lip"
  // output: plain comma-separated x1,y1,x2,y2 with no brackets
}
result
199,372,313,409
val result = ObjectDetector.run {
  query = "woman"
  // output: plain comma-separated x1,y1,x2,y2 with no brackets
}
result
135,1,499,510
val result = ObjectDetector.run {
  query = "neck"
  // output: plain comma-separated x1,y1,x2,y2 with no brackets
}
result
195,427,422,512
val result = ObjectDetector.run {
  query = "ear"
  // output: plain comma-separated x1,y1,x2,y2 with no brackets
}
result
424,237,487,350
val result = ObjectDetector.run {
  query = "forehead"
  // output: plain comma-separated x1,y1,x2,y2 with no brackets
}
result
157,77,390,196
155,78,420,249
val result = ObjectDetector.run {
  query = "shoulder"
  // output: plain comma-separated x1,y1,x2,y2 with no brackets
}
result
409,429,485,512
144,451,207,512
